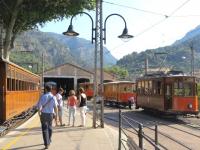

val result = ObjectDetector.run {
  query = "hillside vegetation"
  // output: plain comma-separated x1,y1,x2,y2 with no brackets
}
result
10,30,117,73
117,25,200,78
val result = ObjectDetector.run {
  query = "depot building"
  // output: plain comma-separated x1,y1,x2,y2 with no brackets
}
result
43,63,116,96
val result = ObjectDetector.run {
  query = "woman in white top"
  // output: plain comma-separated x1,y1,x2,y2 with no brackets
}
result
56,88,65,126
78,88,87,127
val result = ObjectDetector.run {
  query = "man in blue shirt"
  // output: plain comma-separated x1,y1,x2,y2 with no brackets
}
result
37,82,58,149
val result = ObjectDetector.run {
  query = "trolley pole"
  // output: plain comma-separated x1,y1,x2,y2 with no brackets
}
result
145,56,148,75
190,45,194,76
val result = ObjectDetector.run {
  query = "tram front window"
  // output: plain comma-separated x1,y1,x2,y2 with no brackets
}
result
174,81,193,96
184,83,193,96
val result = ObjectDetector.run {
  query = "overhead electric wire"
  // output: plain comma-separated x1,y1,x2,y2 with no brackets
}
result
167,0,191,16
103,0,167,17
103,0,194,18
107,0,192,52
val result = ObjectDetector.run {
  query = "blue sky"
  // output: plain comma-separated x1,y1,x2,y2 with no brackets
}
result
40,0,200,59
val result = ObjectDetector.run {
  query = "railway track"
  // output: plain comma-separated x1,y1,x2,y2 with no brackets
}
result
103,107,200,150
0,108,36,137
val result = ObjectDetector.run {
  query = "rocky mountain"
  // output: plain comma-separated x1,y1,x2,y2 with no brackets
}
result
117,25,200,77
10,30,117,72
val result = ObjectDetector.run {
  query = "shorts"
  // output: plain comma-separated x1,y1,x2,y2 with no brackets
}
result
58,107,63,117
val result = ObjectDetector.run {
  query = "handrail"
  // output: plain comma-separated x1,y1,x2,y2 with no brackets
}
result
121,115,139,132
118,109,192,150
121,114,141,124
118,109,160,150
142,133,161,150
122,115,155,131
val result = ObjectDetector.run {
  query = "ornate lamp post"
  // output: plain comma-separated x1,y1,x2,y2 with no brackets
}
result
63,7,133,128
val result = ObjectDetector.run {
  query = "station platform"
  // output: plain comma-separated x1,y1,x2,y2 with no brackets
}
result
0,107,118,150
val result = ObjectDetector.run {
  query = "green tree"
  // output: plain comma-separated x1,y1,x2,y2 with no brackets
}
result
104,65,129,80
0,0,95,60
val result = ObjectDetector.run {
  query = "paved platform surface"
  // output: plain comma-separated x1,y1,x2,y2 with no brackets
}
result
0,107,118,150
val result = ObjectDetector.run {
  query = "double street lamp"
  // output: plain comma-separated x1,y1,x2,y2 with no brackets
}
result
63,12,133,42
63,11,133,128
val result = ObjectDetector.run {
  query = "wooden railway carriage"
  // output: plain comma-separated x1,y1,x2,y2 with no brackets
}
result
103,81,136,107
136,72,199,115
79,82,94,100
0,59,40,123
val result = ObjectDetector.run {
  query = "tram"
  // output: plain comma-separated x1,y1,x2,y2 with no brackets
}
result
104,81,136,108
136,71,199,115
79,82,94,100
0,59,40,123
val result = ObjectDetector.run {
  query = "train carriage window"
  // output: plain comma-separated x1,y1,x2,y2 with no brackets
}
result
145,81,148,89
166,85,171,96
174,81,184,96
19,80,22,90
184,83,193,96
16,79,19,91
34,83,37,90
22,81,25,90
31,83,33,90
132,84,136,92
152,81,156,95
153,80,162,95
197,83,200,98
7,78,11,91
157,81,162,95
126,85,132,92
137,81,142,94
141,81,145,94
144,81,149,95
173,80,194,97
11,79,15,91
148,81,152,95
29,82,32,91
27,82,29,90
124,87,127,92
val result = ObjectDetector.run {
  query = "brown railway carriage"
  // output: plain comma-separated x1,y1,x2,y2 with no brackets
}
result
136,74,199,115
0,59,40,123
104,81,136,107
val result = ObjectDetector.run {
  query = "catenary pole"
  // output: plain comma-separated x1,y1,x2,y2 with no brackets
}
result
99,0,104,128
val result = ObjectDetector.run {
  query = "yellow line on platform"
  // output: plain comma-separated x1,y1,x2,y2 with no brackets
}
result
2,118,39,150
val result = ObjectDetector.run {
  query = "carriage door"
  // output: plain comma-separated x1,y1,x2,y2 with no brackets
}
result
197,83,200,111
165,83,173,110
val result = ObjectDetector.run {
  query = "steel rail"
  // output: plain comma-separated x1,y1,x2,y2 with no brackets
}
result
123,114,193,150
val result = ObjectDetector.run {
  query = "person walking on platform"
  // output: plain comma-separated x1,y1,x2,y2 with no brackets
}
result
78,88,87,127
56,88,65,126
67,90,77,127
37,83,58,149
